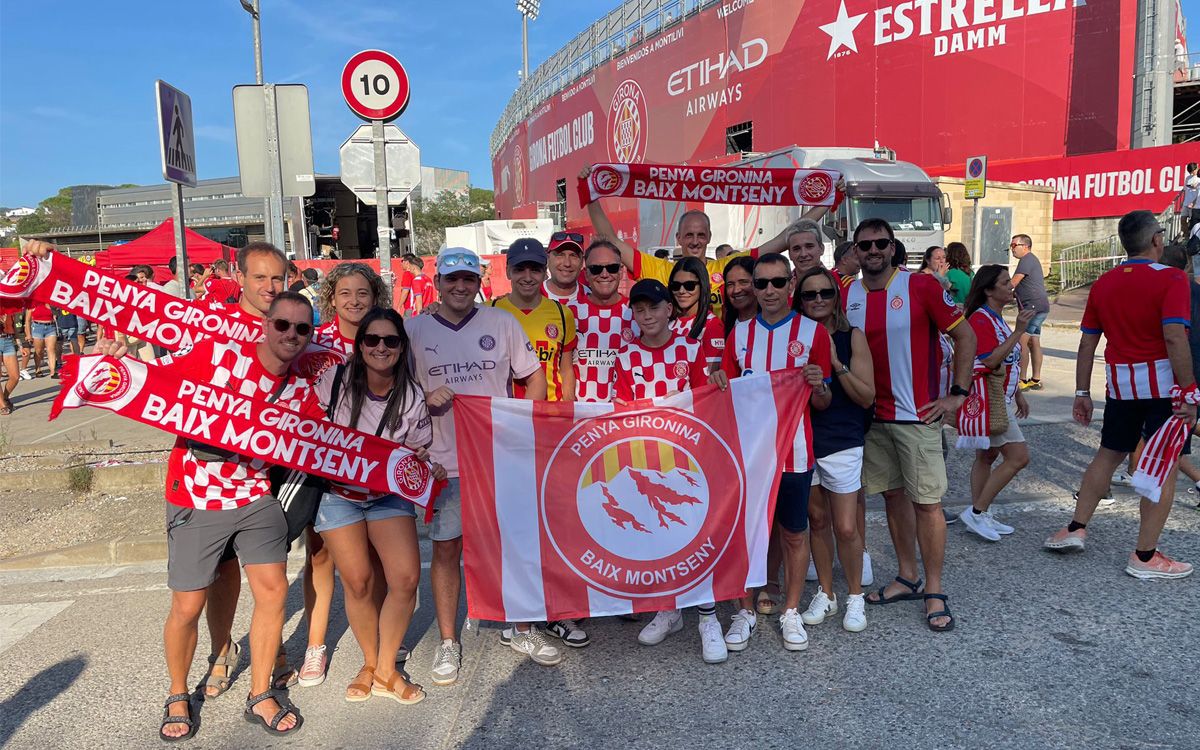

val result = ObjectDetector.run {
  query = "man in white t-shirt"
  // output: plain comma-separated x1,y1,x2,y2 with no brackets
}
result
405,247,555,685
1183,162,1199,237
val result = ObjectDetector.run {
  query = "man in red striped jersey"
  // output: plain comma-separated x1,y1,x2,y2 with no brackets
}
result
1045,211,1196,579
713,252,832,652
572,240,635,403
843,218,975,632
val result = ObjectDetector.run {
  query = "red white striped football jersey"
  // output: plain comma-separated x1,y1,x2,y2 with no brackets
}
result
970,307,1021,402
843,270,965,422
1080,258,1191,400
543,282,590,306
312,319,354,357
614,333,708,401
721,311,832,473
571,297,635,402
161,338,323,511
671,313,726,368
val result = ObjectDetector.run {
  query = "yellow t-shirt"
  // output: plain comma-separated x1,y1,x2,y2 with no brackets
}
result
490,295,577,401
632,250,752,319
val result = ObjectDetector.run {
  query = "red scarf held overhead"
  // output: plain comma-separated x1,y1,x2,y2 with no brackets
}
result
0,253,261,351
1132,384,1200,503
51,354,444,508
955,362,992,450
578,163,843,209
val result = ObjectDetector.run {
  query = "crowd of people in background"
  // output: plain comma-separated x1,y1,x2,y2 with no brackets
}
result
10,185,1198,741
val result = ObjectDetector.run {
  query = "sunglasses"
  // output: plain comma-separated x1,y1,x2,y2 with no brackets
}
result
799,288,837,301
753,277,790,290
270,319,312,337
362,333,402,349
855,238,893,252
439,252,480,270
552,231,585,244
668,280,700,292
587,263,622,276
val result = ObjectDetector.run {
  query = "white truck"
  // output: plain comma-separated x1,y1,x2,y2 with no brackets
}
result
636,146,953,265
443,218,554,255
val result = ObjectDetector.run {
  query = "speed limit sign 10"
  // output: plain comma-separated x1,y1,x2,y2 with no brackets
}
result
341,49,410,121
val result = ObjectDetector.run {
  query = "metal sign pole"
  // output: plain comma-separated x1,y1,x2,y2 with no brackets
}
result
972,197,982,266
373,118,393,289
171,183,191,300
264,83,287,252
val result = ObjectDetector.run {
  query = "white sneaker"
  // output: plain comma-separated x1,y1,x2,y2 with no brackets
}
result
638,609,683,645
698,616,728,664
805,556,818,582
1112,470,1134,487
779,608,809,651
861,550,874,587
959,507,1001,541
724,609,756,652
982,510,1014,535
801,587,838,625
430,639,461,685
509,627,562,666
842,593,867,632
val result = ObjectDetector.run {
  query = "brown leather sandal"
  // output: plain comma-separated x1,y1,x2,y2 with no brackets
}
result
345,665,375,703
371,672,425,705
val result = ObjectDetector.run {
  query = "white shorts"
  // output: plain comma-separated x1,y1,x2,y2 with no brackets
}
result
989,400,1025,448
811,446,864,495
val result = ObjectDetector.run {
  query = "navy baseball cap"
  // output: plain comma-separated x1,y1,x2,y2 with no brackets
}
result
507,238,548,267
629,279,671,306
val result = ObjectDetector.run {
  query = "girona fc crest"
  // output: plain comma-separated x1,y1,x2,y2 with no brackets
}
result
672,360,690,379
590,165,624,196
795,171,834,204
512,144,525,205
788,340,806,358
621,327,635,342
545,323,560,340
294,349,342,381
391,452,433,501
541,410,744,598
608,79,648,163
890,295,904,310
77,359,132,404
963,394,983,418
0,256,38,296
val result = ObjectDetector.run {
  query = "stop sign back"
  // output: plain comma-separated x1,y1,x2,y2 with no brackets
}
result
341,49,410,121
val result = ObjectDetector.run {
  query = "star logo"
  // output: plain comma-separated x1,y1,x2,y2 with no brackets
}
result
819,1,868,60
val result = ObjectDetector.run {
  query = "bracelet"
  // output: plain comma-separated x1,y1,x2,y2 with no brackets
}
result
834,365,850,376
1075,390,1090,397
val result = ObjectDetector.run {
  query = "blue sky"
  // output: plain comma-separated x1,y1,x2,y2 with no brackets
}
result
1,0,1198,208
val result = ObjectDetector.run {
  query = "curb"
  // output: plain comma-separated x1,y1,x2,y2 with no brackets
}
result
0,461,167,493
2,438,115,455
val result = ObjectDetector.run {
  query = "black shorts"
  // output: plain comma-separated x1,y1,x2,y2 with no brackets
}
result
775,470,814,533
1100,398,1173,454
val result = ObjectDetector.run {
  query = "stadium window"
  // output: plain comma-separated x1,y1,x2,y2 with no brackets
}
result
684,0,700,16
726,121,753,154
555,178,567,229
643,11,660,37
663,0,681,26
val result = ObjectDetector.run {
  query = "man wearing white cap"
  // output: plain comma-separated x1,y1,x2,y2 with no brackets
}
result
405,247,555,684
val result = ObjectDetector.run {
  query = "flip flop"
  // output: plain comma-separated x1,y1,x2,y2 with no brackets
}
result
243,690,302,736
159,692,197,742
924,593,955,632
865,575,925,605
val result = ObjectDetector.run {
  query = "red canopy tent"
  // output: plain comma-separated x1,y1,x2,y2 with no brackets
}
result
95,219,233,283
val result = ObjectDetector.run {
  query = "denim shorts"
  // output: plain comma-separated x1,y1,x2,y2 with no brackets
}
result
428,477,463,542
313,492,416,533
30,321,57,340
1024,311,1049,337
57,327,77,339
0,337,14,356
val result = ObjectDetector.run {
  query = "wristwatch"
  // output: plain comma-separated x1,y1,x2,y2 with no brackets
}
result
949,384,970,398
1075,390,1090,397
835,365,850,376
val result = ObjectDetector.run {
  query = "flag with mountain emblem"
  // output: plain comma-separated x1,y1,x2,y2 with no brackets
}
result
455,370,810,622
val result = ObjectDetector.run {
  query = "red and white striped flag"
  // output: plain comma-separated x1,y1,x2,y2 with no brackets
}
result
455,371,810,623
955,361,992,450
1131,384,1200,502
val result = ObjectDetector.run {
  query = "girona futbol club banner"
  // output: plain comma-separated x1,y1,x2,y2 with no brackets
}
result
51,355,443,506
456,371,809,622
577,163,842,208
0,253,260,350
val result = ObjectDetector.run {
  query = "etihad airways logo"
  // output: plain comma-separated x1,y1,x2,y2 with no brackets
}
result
820,0,1077,60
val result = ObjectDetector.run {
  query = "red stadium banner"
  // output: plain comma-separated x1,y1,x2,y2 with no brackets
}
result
578,162,841,208
51,354,442,506
0,253,260,350
456,371,809,622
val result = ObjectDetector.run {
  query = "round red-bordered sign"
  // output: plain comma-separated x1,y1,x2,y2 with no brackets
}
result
342,50,410,122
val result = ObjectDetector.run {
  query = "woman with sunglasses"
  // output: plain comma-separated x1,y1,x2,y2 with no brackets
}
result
312,307,445,705
299,262,389,688
793,268,875,633
958,265,1035,541
668,257,725,369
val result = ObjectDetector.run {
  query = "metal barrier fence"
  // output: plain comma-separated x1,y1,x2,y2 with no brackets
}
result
1055,235,1123,292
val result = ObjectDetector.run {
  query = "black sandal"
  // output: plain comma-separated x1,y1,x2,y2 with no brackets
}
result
865,575,924,605
158,693,196,743
924,593,955,632
243,690,302,736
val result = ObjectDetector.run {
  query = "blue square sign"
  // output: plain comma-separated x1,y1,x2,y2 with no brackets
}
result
156,80,197,187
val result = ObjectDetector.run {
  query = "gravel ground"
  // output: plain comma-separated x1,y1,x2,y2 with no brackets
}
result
0,449,169,474
0,488,163,560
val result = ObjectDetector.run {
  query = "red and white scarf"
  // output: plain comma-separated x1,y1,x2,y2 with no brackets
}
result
1132,383,1200,503
578,162,842,208
955,361,993,450
52,354,444,507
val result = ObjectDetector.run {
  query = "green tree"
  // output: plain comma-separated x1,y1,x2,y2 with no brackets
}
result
412,187,495,255
14,184,136,236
